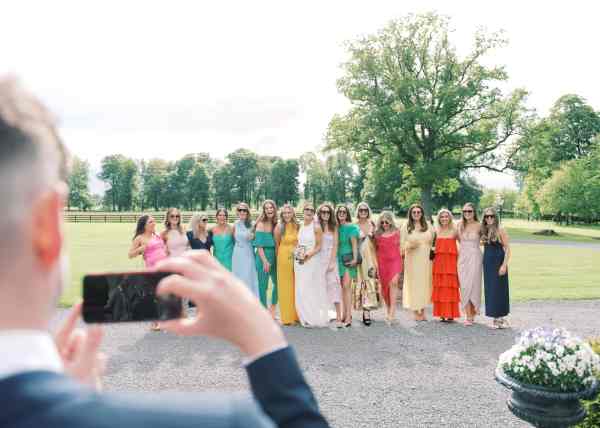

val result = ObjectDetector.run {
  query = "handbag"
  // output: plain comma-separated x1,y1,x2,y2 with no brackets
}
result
342,253,362,267
429,232,437,261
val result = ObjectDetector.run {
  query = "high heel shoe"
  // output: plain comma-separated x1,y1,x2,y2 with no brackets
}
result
362,311,372,326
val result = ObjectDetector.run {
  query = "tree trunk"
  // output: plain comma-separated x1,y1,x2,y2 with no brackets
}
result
420,185,434,220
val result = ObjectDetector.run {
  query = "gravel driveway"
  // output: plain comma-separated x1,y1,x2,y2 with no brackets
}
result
54,300,600,427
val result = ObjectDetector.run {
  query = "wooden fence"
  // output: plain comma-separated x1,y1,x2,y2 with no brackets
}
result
64,212,305,223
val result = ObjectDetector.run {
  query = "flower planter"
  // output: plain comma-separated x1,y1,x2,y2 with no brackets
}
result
495,368,599,427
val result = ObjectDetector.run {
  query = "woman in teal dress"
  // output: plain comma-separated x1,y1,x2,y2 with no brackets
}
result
211,208,234,271
253,200,278,317
336,204,359,327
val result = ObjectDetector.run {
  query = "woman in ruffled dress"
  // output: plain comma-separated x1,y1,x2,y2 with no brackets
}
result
431,208,460,322
274,203,300,325
457,202,482,326
355,202,380,326
317,202,342,328
232,202,259,298
374,211,403,325
401,204,434,322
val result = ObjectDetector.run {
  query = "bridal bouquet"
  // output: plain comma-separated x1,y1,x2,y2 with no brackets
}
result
294,245,307,264
498,327,600,392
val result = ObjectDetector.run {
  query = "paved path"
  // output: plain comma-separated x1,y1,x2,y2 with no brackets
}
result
54,300,600,428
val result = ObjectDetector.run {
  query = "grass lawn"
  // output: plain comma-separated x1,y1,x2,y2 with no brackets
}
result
60,222,600,307
503,219,600,243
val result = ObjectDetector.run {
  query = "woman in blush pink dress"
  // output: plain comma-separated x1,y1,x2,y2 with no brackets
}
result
457,202,483,326
161,207,189,258
317,203,342,328
128,214,168,330
374,211,403,325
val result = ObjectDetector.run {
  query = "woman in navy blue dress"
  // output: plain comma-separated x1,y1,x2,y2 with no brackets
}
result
187,214,213,251
481,207,511,329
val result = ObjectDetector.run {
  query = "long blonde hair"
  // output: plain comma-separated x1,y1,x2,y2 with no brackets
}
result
375,211,398,237
480,207,501,243
164,207,184,233
188,214,208,239
279,203,299,236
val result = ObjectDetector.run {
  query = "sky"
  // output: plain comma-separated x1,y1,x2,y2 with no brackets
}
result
2,1,599,194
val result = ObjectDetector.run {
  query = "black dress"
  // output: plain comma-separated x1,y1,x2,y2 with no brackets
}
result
483,240,509,317
187,231,213,252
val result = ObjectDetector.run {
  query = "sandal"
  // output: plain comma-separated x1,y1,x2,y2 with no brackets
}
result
362,311,372,326
464,319,473,326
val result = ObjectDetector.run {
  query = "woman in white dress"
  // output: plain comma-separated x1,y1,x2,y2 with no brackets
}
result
294,203,329,328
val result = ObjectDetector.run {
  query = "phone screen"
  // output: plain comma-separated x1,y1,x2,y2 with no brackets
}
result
82,272,182,323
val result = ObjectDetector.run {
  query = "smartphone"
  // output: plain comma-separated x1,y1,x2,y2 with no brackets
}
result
82,271,182,323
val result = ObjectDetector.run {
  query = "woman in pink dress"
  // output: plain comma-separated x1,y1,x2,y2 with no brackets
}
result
374,211,403,324
128,214,168,330
317,203,342,328
161,207,190,316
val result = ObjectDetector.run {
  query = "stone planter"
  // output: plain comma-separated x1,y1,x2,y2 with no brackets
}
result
495,368,599,427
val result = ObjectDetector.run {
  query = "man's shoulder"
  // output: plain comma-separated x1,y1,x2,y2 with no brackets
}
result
0,371,274,428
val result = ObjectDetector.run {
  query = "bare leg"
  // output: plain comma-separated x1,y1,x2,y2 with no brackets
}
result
334,302,342,322
389,284,398,321
268,305,277,319
341,272,352,325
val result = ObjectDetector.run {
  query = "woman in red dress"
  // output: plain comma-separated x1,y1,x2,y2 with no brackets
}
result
374,211,403,325
432,208,461,322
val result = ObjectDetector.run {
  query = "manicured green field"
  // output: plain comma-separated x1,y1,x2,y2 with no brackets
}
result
60,222,600,307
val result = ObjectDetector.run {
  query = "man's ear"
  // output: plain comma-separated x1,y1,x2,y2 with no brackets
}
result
31,188,65,269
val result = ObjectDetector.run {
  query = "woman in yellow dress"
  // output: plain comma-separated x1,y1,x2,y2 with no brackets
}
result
401,203,434,321
274,203,300,325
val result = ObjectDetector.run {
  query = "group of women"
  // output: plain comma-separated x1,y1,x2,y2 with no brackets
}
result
127,201,512,330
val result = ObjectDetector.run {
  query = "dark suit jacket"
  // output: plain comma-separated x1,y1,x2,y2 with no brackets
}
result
0,347,329,428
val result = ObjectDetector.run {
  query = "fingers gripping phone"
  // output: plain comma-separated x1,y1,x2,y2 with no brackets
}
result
83,271,182,323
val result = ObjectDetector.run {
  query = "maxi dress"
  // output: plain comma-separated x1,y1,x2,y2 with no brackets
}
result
212,230,234,271
232,221,259,298
253,231,277,308
354,224,380,310
375,231,403,307
432,236,461,319
337,223,360,280
294,222,329,327
277,223,299,324
401,225,433,311
457,228,483,313
321,231,341,306
483,239,510,318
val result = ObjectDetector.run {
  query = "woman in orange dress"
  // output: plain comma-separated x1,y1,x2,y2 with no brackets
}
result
432,208,461,322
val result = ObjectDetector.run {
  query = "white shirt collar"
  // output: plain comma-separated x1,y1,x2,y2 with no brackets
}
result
0,330,63,381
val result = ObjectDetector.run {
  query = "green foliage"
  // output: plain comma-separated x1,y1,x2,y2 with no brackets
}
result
577,338,600,428
326,12,529,215
67,156,92,210
480,188,518,212
98,155,138,211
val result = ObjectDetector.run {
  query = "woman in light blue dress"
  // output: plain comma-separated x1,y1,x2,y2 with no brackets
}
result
232,202,259,298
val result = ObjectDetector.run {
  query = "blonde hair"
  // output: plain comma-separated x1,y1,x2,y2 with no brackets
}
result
355,201,372,219
279,203,299,236
436,208,455,230
188,214,208,239
376,211,398,236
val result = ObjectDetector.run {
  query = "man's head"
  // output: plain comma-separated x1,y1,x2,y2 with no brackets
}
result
0,76,69,329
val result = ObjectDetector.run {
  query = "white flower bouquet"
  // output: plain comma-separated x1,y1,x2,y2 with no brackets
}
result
294,245,307,264
498,327,600,392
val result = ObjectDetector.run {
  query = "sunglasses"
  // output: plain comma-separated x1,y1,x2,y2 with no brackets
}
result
320,210,331,215
170,215,180,219
463,209,473,213
201,218,208,222
381,220,390,225
237,208,249,213
338,210,347,214
484,214,496,219
358,208,369,212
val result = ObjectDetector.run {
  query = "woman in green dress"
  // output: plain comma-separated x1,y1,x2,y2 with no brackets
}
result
253,200,278,317
336,204,359,327
211,208,234,271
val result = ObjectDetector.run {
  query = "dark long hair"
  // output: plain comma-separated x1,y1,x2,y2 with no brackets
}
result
335,204,352,224
317,203,337,233
406,203,428,234
133,215,150,240
481,207,501,243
